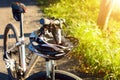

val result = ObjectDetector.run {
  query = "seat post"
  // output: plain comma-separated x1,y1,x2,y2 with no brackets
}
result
20,13,26,72
20,13,24,38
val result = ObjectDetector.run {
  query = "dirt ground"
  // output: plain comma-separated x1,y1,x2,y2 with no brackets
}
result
0,0,44,79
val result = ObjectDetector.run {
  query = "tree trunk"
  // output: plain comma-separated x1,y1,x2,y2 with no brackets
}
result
97,0,114,31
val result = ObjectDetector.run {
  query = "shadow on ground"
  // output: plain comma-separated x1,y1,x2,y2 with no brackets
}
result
0,73,9,80
0,0,37,7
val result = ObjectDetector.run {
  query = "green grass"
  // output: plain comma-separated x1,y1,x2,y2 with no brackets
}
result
37,0,120,79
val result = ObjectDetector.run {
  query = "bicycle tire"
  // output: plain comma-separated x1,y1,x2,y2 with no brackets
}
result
26,70,82,80
3,23,21,80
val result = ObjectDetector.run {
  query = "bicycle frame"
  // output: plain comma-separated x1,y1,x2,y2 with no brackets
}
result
18,13,39,78
17,13,55,79
20,13,26,72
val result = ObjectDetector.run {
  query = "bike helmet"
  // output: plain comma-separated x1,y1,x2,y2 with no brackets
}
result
29,30,72,60
28,18,79,60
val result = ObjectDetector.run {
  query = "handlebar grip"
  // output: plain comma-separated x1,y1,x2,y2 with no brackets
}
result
40,18,51,25
40,18,65,25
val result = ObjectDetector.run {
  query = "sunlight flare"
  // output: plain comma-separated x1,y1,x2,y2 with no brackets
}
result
113,0,120,12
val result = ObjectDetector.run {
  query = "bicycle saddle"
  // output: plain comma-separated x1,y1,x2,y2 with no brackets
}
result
11,2,27,21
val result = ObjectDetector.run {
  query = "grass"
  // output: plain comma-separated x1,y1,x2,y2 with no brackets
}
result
37,0,120,79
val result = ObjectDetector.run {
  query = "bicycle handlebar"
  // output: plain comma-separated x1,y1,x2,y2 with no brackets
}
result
40,18,65,25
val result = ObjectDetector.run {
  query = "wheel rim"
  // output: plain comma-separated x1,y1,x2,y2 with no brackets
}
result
4,25,21,79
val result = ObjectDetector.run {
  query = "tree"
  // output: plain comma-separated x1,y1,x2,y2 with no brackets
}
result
97,0,115,31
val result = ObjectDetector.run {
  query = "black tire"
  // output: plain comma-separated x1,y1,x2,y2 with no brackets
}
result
3,23,21,80
26,70,82,80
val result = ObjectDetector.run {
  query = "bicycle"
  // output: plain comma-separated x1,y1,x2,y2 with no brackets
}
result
3,2,82,80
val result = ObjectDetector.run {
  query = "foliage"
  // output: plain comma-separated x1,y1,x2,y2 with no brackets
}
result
37,0,120,79
36,0,60,6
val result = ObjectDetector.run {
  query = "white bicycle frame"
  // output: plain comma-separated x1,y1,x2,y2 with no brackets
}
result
20,13,26,72
18,13,55,79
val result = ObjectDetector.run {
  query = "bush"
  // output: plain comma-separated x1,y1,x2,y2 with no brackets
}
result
37,0,120,79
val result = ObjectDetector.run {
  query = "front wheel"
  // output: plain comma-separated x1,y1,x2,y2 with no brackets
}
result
26,70,82,80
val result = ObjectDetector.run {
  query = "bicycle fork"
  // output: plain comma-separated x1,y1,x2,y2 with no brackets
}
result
46,59,56,80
